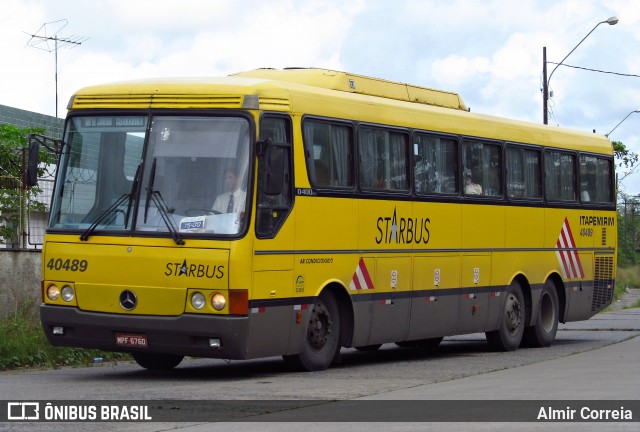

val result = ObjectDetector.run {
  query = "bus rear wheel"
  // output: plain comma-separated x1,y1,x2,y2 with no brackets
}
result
486,280,524,351
522,279,559,347
283,292,340,371
132,352,183,370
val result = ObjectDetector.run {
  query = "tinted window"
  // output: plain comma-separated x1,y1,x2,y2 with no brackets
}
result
414,133,458,195
506,146,541,199
303,120,354,188
359,127,408,191
462,139,502,197
545,151,576,201
580,155,613,204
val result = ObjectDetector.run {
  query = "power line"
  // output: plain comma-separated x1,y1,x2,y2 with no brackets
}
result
547,62,640,78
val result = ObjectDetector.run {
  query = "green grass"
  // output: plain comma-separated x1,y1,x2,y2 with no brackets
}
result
616,265,640,291
616,264,640,309
0,299,130,370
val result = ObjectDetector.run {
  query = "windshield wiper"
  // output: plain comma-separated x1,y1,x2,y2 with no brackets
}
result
144,158,157,223
125,163,143,228
79,194,130,241
146,188,185,245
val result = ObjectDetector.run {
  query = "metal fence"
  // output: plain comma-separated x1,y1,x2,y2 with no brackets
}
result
27,178,54,247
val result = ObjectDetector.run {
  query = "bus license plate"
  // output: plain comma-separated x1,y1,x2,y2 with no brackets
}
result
115,333,148,348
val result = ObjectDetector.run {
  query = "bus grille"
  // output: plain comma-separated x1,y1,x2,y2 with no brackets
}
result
592,256,614,311
259,96,292,111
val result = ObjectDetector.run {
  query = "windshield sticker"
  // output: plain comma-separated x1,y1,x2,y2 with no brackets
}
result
180,216,206,231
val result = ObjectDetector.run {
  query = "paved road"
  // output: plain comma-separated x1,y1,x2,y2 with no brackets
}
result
1,299,638,432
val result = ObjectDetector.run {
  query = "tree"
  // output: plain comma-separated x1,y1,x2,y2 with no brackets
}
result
612,140,639,187
0,124,51,247
613,140,640,265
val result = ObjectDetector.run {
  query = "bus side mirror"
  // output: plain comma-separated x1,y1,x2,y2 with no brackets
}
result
25,135,41,187
258,139,286,196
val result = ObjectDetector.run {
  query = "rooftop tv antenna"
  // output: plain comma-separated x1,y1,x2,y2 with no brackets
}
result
25,19,89,117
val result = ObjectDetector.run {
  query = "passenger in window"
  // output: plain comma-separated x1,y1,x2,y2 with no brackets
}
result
375,177,391,189
465,175,482,195
213,167,246,214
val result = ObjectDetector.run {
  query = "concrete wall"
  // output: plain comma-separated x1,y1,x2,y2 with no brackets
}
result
0,250,42,320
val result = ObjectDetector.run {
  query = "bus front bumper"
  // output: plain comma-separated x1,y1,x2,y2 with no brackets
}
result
40,304,249,359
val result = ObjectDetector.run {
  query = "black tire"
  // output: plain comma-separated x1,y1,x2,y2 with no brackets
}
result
486,280,525,351
132,352,183,370
522,279,559,347
283,292,341,371
355,344,382,352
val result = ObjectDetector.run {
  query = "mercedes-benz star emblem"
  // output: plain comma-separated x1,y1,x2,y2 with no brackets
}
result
119,290,137,311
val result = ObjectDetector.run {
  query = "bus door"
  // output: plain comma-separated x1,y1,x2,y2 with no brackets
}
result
249,116,296,358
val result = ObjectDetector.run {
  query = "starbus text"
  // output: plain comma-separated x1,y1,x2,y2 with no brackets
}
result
375,214,431,245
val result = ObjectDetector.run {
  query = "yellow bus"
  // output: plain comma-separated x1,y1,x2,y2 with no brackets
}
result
35,68,617,371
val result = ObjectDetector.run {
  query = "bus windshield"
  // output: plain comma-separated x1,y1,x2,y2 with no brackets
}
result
49,114,252,238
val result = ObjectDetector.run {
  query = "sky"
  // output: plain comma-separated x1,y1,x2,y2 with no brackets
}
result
2,0,639,195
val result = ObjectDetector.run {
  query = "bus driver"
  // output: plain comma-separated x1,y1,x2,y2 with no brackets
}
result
213,168,246,214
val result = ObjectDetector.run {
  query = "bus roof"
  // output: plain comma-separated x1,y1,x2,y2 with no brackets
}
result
231,68,469,111
68,68,613,156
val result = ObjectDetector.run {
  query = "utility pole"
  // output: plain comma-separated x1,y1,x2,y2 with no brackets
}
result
25,19,88,117
542,47,548,125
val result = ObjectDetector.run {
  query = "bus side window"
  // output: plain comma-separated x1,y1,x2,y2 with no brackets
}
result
414,133,458,195
579,155,613,204
462,139,502,197
359,127,408,192
545,151,576,202
506,146,541,200
303,120,354,188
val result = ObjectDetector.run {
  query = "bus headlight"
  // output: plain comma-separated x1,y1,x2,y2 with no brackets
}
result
46,284,60,301
211,293,226,311
191,292,206,310
61,285,75,302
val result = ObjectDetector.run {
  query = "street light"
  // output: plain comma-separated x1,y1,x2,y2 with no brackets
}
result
606,110,640,137
542,16,618,124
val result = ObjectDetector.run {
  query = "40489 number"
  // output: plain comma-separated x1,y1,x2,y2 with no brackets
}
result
46,258,88,272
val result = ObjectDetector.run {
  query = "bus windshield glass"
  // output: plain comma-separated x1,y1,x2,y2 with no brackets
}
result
49,115,252,237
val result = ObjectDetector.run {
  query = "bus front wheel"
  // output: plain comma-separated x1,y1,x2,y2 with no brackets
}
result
132,352,183,370
284,291,341,371
486,280,525,351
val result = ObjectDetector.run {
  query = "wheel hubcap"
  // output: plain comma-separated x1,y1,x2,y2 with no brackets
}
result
308,301,332,350
505,293,522,335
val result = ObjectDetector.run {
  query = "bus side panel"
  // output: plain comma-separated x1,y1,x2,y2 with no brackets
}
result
565,279,595,322
367,256,411,345
545,208,615,322
246,270,294,358
457,254,491,334
407,255,460,340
